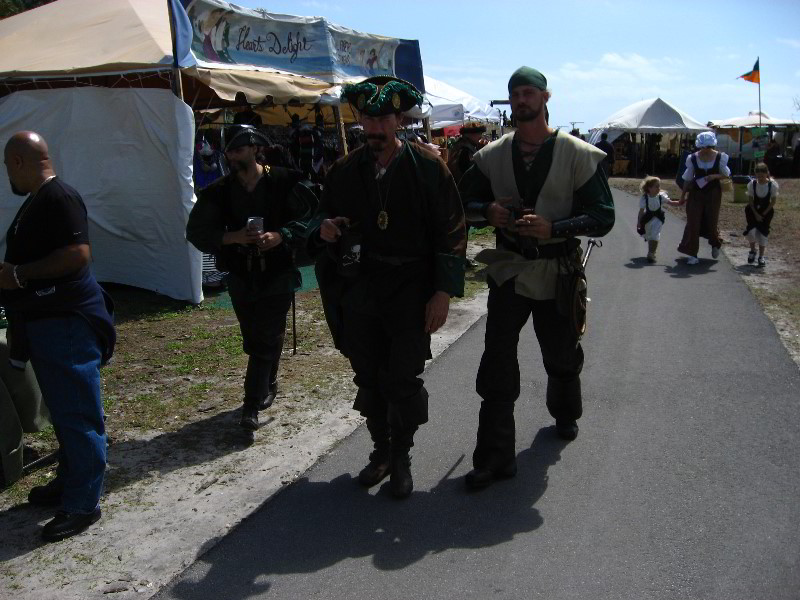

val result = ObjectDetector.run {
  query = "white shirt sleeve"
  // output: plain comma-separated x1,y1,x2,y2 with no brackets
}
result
719,153,731,176
639,195,646,209
682,155,694,182
659,191,670,203
747,180,754,197
770,179,780,198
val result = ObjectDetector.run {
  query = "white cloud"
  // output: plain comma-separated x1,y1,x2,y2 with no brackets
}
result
550,52,683,89
778,38,800,49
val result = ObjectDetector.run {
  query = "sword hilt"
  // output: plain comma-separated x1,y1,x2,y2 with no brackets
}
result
581,238,602,269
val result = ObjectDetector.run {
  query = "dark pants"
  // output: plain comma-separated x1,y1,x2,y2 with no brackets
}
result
473,278,584,469
342,266,431,453
229,283,292,406
25,316,105,514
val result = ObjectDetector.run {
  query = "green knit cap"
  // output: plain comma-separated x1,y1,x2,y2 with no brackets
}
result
508,66,547,93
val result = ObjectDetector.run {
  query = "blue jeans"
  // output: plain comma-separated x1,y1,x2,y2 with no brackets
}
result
25,315,105,514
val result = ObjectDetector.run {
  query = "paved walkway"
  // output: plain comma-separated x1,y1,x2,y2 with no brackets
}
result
154,189,800,600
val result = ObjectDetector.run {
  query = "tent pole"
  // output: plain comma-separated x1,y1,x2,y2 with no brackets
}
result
757,56,762,128
423,117,432,142
167,0,184,101
333,105,348,156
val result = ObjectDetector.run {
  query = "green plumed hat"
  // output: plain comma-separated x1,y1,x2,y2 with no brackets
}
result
341,76,424,117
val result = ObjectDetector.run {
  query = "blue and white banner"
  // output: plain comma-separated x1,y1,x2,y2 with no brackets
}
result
182,0,424,91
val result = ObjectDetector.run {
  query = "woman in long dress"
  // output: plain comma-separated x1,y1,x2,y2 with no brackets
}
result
677,132,730,265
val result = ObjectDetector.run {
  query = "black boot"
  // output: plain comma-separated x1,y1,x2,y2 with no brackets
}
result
467,400,517,490
239,400,260,431
28,477,65,506
258,380,278,410
358,418,391,487
389,453,413,499
546,378,582,442
388,407,418,499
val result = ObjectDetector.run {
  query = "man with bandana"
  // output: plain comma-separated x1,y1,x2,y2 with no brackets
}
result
309,76,466,499
187,125,312,431
459,67,615,490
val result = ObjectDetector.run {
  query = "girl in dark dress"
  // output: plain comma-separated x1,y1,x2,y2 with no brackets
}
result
743,162,778,267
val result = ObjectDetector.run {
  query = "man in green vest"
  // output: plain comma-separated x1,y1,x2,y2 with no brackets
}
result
459,66,615,490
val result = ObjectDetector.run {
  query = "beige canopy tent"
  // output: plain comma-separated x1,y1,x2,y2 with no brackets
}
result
0,0,341,303
0,0,336,106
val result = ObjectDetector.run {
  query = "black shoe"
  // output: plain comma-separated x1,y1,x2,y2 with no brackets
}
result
258,382,278,410
389,454,413,499
42,508,101,542
28,479,64,507
556,420,579,441
239,404,260,431
357,457,391,487
465,460,518,490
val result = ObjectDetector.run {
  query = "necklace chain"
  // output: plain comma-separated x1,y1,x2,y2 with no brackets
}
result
374,143,400,230
13,175,56,235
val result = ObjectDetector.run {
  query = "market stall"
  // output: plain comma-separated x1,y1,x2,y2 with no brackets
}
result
0,0,431,302
708,111,800,176
589,98,709,176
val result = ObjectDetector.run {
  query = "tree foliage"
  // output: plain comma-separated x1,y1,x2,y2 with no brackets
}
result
0,0,58,19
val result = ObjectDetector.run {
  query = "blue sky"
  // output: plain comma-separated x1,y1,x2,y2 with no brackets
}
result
234,0,800,132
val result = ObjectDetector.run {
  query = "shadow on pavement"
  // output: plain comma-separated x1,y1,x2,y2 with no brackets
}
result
0,408,254,563
624,256,654,269
665,258,718,278
160,427,569,600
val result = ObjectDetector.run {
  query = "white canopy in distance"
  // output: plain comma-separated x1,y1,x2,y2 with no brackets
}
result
588,97,708,145
423,76,501,128
708,111,800,128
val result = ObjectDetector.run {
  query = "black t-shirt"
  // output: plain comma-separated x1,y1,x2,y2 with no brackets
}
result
4,177,91,272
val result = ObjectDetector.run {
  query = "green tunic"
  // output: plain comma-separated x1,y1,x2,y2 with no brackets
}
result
313,141,466,296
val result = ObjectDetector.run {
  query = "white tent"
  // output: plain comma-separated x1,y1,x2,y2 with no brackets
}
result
423,76,500,128
0,0,337,303
708,111,799,128
588,97,709,145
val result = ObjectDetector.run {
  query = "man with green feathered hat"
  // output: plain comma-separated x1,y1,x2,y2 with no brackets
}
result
459,66,616,490
308,76,466,499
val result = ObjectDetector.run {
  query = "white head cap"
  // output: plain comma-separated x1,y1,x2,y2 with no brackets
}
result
695,131,717,148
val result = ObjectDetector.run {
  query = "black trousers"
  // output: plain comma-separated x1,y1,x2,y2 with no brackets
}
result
341,265,432,436
229,281,292,406
473,277,584,469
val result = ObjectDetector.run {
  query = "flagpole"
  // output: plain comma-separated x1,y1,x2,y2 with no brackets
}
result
757,56,761,127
